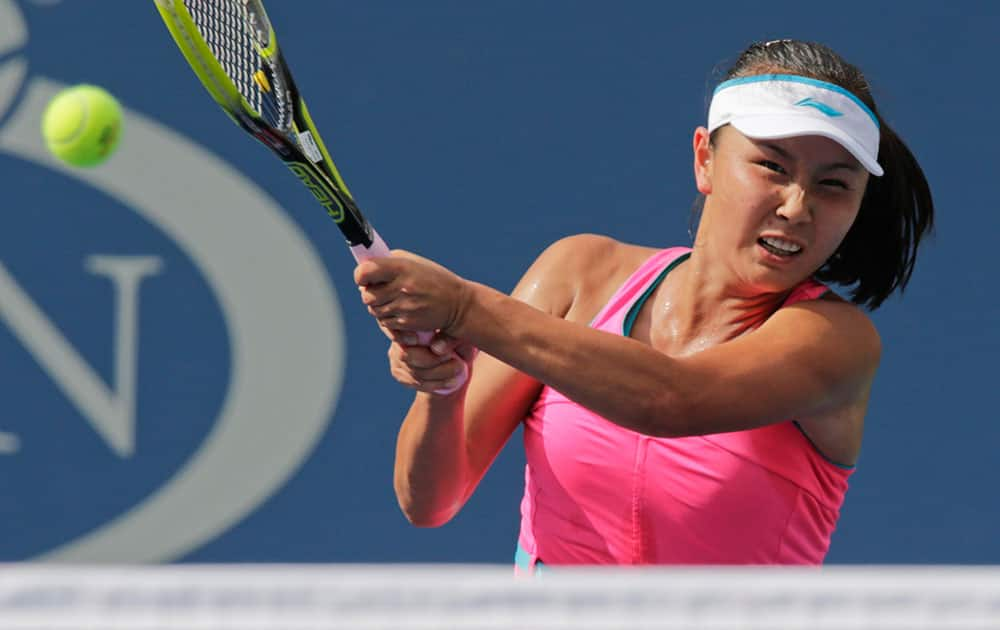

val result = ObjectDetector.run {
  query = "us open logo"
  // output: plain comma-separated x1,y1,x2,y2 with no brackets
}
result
0,0,345,562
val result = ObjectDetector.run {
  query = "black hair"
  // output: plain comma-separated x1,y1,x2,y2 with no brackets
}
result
703,39,934,310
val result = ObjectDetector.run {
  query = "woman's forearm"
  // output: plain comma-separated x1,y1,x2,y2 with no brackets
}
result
393,391,474,527
453,281,686,437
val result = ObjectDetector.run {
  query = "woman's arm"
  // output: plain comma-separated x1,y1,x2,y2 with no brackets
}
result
392,351,538,527
387,235,619,526
453,285,880,437
359,247,880,441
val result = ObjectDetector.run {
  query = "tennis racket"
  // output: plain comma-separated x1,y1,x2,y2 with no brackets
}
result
153,0,467,392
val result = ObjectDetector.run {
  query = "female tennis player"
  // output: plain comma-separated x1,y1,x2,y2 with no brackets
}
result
355,39,934,569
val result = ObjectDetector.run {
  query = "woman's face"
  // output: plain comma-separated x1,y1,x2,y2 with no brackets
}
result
692,125,869,294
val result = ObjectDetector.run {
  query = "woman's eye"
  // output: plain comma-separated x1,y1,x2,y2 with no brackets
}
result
820,179,849,190
758,160,786,174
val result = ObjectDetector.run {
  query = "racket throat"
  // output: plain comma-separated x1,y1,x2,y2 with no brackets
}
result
285,163,374,247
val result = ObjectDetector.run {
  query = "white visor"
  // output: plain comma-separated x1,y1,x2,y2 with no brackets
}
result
707,74,883,177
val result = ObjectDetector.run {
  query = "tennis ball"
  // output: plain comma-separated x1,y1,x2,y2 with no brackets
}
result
41,84,123,167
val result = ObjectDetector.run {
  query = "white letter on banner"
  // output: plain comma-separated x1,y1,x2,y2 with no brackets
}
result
0,256,163,457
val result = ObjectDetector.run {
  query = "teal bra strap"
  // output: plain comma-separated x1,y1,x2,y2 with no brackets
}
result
622,252,691,337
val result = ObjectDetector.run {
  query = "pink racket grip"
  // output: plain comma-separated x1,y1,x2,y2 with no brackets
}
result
350,228,469,395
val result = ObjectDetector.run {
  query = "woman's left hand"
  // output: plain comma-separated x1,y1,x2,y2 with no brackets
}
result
354,250,472,335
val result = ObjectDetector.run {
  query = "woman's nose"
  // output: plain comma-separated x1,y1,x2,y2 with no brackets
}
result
776,184,813,224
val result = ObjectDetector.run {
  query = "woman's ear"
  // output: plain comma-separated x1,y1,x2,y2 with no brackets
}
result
693,126,714,195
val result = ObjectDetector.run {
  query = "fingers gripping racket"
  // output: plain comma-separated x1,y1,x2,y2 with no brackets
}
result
154,0,467,392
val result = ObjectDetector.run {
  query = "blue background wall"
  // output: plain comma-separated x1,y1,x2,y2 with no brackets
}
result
0,0,997,564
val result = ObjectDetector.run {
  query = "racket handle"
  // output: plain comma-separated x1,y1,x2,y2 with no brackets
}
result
349,227,392,261
350,228,469,395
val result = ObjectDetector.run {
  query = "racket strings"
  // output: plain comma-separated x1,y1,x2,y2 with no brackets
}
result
183,0,290,132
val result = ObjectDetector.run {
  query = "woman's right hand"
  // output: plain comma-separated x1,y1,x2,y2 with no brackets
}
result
383,329,477,395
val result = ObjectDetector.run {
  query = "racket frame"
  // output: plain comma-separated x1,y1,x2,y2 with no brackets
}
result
154,0,380,250
154,0,466,392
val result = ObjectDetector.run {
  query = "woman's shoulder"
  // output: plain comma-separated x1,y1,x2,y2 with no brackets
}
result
773,289,882,371
523,234,662,323
536,233,659,272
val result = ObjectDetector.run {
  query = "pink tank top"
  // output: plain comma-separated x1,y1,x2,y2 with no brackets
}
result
516,247,853,568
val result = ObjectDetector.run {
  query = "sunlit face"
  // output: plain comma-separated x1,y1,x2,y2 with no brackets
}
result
692,125,869,294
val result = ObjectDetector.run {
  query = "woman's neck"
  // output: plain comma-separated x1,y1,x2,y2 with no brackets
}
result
649,246,792,354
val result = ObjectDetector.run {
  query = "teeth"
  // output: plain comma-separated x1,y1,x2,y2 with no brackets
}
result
762,236,801,253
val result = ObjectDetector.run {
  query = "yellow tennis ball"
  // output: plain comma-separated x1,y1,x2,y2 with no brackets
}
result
41,84,123,167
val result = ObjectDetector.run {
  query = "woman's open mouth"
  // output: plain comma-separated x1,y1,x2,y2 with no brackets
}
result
758,236,803,258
